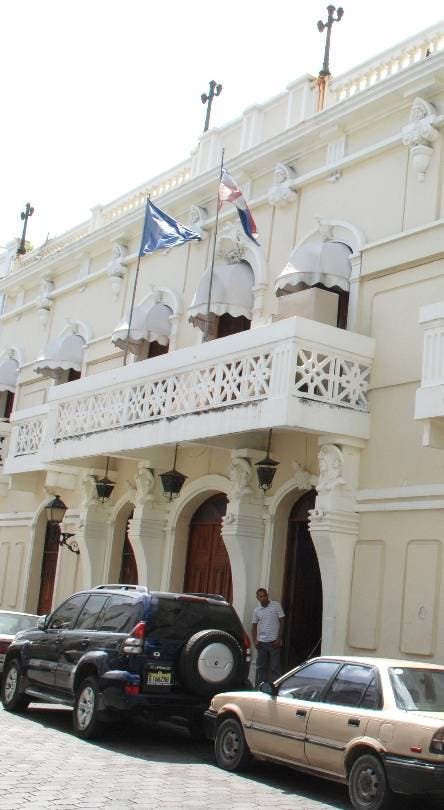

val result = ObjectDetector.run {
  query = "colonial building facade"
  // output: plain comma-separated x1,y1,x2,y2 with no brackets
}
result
1,22,444,671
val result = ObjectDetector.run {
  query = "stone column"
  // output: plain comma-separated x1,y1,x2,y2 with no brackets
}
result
126,463,170,589
309,438,363,655
222,451,266,628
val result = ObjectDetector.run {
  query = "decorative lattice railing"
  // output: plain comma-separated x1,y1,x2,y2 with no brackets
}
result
51,343,371,446
8,322,374,460
15,418,44,456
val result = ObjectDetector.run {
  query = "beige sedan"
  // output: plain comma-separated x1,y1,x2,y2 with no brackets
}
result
205,656,444,810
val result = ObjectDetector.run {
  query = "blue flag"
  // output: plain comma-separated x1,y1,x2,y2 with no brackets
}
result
139,200,201,257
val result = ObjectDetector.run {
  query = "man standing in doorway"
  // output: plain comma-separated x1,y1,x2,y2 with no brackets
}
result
252,587,285,686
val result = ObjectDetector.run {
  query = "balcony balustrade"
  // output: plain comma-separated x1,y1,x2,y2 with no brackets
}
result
4,317,375,472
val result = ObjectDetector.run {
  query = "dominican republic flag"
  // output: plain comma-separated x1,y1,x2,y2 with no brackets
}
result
218,169,259,243
139,200,201,257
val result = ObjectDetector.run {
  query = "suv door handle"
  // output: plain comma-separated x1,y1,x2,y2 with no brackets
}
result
79,639,89,648
348,718,360,727
296,709,307,717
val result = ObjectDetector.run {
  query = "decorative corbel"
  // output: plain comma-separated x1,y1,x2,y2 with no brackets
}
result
267,163,298,207
127,462,156,507
292,461,318,490
216,224,247,265
315,215,334,242
189,205,208,240
106,242,128,300
229,455,253,498
402,97,439,182
317,444,347,493
36,277,54,327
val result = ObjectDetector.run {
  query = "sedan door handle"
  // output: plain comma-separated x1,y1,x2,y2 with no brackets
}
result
296,709,307,717
348,718,360,727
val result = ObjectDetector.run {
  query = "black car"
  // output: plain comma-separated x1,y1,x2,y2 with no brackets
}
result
1,584,251,740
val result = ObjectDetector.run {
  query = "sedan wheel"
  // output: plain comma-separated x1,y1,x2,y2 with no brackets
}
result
73,677,105,740
1,659,29,712
349,753,393,810
215,717,252,771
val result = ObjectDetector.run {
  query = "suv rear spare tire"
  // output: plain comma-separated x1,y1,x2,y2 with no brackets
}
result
179,629,243,697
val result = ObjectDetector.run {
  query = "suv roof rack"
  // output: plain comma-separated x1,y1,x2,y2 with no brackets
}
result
182,592,227,602
94,584,149,593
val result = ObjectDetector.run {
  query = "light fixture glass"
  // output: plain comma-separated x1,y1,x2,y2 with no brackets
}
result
45,494,67,524
256,430,279,492
160,444,187,500
96,457,115,502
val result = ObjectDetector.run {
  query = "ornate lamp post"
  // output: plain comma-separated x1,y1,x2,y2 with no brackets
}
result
17,202,34,255
256,430,280,492
160,444,187,500
316,5,344,111
45,494,80,555
201,80,223,133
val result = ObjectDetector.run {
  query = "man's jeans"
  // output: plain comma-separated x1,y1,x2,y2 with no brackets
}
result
255,641,282,686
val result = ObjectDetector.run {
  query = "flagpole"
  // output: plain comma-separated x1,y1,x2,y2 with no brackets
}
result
123,198,149,367
203,148,225,342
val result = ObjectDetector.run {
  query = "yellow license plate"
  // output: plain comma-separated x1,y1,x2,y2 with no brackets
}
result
147,669,171,686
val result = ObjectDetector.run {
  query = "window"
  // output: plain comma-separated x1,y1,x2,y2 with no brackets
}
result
325,664,376,708
95,595,141,633
48,595,88,630
278,661,340,700
75,594,110,630
361,676,380,710
390,667,444,711
216,313,251,339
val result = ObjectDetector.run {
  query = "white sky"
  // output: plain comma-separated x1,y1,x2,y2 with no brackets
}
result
2,0,444,249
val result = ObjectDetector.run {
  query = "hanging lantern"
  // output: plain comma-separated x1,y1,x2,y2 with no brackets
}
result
160,444,187,500
256,430,279,492
45,494,67,524
96,457,115,502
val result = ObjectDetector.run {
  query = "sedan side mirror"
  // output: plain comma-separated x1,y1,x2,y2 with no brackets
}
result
37,615,48,630
259,681,278,696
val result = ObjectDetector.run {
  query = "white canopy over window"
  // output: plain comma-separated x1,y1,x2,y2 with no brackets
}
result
275,241,352,296
0,357,19,392
188,261,255,329
112,302,172,354
34,334,85,379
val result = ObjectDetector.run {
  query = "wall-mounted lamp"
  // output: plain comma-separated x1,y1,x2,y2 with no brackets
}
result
45,494,80,555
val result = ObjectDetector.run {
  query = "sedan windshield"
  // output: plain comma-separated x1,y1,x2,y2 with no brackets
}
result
390,667,444,711
0,613,38,635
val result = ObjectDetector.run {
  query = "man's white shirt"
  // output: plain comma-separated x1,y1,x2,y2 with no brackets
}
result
252,600,285,642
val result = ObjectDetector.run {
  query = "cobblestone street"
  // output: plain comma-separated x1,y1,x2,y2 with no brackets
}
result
0,704,353,810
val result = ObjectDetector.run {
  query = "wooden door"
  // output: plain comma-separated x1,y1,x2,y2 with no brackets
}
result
37,522,60,615
119,511,138,585
184,495,232,601
282,491,323,670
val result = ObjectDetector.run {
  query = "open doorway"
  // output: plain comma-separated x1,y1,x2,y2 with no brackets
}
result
282,491,322,670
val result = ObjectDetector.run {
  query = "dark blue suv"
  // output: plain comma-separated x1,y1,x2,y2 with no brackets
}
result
1,584,251,740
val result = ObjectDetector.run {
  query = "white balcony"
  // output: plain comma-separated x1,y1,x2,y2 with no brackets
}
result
415,303,444,448
5,317,375,472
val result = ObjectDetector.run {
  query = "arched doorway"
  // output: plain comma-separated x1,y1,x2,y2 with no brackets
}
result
282,491,322,670
37,521,60,614
184,494,232,601
119,510,138,585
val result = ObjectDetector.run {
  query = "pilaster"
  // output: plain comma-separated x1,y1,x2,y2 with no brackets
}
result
309,438,363,655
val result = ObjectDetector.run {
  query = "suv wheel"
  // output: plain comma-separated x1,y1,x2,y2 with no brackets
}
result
215,717,252,771
180,629,243,697
348,753,393,810
1,659,30,713
73,677,105,740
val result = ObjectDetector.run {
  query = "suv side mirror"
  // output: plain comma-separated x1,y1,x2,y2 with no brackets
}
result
259,681,278,696
37,615,48,630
